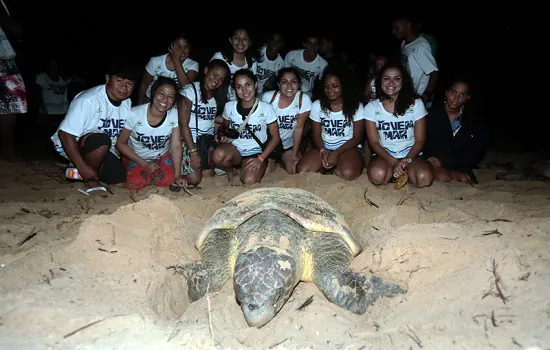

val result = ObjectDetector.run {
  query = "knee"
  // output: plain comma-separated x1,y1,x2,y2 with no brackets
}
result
338,167,361,181
186,171,202,186
368,166,387,185
412,169,434,187
434,170,452,182
241,173,260,185
212,149,229,167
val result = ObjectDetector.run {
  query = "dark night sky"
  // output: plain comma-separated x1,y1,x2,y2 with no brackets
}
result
4,2,548,151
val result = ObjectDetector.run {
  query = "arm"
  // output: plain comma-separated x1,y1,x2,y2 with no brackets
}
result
170,127,184,180
331,119,364,158
259,122,281,160
138,71,154,105
58,130,98,181
115,128,148,167
178,96,201,168
423,71,439,103
291,111,310,160
311,120,325,150
365,120,398,166
405,116,427,159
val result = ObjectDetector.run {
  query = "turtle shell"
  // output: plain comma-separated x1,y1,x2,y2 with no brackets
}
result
196,187,362,256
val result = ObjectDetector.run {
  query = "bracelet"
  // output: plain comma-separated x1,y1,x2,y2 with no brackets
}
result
188,148,198,154
257,155,265,162
319,148,327,154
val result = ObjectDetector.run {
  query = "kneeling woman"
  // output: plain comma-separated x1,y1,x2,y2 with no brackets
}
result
261,67,312,174
179,59,230,186
116,77,186,190
296,64,364,181
212,69,281,184
364,62,433,187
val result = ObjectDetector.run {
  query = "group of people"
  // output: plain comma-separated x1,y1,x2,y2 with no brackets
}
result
46,18,489,191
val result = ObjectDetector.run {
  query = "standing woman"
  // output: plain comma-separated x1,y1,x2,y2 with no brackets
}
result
178,59,230,186
116,77,186,190
364,62,433,187
212,69,280,185
261,67,312,174
296,64,365,181
138,33,199,105
210,26,258,101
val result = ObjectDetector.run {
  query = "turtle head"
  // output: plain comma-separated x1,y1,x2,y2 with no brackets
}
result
234,246,297,328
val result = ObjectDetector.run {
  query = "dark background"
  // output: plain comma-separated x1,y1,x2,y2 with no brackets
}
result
4,2,547,154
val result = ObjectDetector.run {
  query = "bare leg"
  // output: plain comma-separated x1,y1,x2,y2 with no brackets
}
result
367,157,393,185
334,148,363,181
296,149,323,174
281,149,296,174
407,158,434,187
212,144,241,185
241,158,268,184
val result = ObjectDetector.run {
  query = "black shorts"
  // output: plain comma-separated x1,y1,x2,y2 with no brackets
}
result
79,133,126,184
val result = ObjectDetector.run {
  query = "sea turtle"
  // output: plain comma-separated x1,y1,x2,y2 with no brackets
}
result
169,187,406,328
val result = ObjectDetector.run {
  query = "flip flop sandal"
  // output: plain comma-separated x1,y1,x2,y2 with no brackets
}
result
394,173,408,189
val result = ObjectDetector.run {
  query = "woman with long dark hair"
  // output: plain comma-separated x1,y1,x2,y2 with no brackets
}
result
364,62,433,187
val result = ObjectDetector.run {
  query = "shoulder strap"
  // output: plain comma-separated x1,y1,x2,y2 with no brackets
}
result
299,91,303,110
190,82,199,133
269,91,278,104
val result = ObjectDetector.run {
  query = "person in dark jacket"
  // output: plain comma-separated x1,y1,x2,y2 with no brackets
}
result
423,77,489,184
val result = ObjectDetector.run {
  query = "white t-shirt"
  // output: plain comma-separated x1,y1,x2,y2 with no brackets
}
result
256,46,284,96
181,82,218,142
364,98,427,158
309,100,364,151
284,49,328,97
261,90,312,149
401,37,438,95
51,84,132,158
210,51,258,101
35,73,71,115
222,100,277,156
145,54,199,97
124,103,179,162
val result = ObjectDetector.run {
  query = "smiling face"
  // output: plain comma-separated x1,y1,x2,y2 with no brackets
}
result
230,29,251,54
151,83,176,113
380,67,403,98
278,71,299,99
234,74,256,103
203,65,229,92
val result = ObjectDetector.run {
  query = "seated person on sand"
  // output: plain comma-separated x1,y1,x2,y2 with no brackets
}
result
50,64,136,187
296,64,364,181
116,77,187,191
364,62,433,187
261,67,312,174
422,76,489,184
212,69,281,185
178,59,230,186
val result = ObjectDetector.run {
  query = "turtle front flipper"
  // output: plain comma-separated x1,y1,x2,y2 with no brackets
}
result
317,270,406,314
309,234,406,314
168,229,234,302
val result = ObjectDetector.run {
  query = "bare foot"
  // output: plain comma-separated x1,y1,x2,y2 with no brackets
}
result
226,168,234,185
